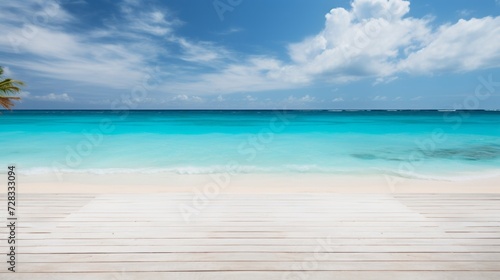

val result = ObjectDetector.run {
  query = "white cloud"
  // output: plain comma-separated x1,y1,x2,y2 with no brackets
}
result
287,0,500,82
172,94,189,101
167,0,500,96
173,37,230,64
245,95,257,101
300,95,316,102
191,96,203,102
162,56,301,95
1,0,500,103
171,94,203,102
216,27,243,36
119,1,181,36
1,66,12,77
17,91,31,99
457,9,472,18
288,0,428,81
38,93,73,102
399,17,500,74
0,1,156,89
69,0,88,4
20,92,74,102
0,0,244,97
2,1,74,26
374,76,398,85
0,0,218,92
373,95,387,101
287,95,316,103
332,97,344,102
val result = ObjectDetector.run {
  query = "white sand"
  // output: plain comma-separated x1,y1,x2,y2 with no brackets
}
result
7,172,500,194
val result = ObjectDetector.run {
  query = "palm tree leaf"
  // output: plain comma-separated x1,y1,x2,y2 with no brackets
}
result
0,67,25,110
0,97,19,110
0,79,25,96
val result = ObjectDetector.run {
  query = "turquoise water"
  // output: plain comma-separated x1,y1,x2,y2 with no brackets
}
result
1,110,499,180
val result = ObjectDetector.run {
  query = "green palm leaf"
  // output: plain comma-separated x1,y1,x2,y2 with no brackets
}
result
0,67,25,110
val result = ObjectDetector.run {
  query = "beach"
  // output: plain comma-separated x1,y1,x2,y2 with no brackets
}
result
1,110,500,279
8,172,500,194
2,0,499,277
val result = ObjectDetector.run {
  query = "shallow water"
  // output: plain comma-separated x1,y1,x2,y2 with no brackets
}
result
1,110,499,180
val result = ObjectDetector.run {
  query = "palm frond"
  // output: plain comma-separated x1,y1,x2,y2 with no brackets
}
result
0,69,25,110
0,97,20,110
0,79,25,95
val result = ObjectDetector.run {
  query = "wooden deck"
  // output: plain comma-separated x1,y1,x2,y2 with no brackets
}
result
1,193,500,279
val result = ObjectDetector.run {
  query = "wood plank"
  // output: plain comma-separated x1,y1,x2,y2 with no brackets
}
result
1,272,500,280
11,261,500,272
11,238,500,246
14,252,500,262
9,245,500,254
11,232,500,239
1,192,498,279
14,221,500,226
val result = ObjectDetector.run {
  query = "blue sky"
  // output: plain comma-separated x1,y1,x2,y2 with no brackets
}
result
0,0,499,109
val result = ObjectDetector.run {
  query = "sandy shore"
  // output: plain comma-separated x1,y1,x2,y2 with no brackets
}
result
7,172,500,194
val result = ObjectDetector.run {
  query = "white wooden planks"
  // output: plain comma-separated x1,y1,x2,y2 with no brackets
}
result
0,193,499,279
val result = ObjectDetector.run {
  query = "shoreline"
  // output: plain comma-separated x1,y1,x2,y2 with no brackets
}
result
8,173,500,194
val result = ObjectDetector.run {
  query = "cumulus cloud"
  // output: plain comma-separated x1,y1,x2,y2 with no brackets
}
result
287,0,500,82
289,0,426,79
168,0,500,95
399,17,500,74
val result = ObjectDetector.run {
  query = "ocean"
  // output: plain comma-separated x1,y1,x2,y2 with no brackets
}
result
1,110,499,181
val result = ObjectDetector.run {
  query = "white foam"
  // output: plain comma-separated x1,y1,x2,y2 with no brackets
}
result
18,166,500,181
20,166,278,175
